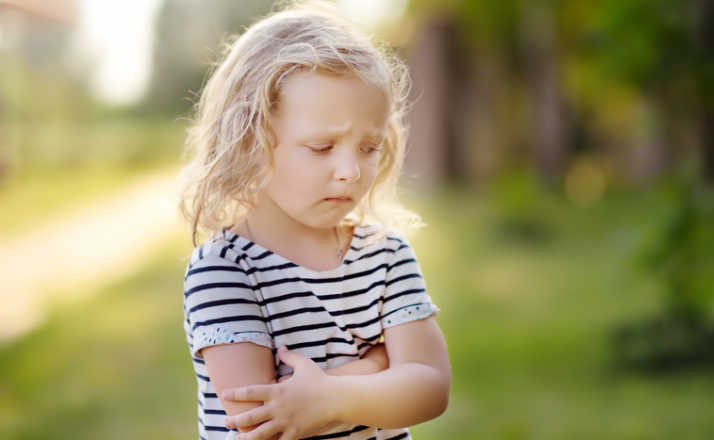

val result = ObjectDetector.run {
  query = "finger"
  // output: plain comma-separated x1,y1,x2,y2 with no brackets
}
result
276,345,311,370
236,420,281,440
277,428,298,440
222,384,274,402
225,405,272,430
277,374,292,383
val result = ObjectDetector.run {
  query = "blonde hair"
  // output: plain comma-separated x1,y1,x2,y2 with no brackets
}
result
178,0,423,246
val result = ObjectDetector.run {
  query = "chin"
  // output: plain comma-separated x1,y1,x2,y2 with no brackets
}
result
308,216,347,230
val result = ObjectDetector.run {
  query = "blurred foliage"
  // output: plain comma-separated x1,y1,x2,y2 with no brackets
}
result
0,53,185,175
144,0,274,115
614,169,714,371
0,50,184,235
488,168,557,246
403,0,714,372
592,0,694,88
407,0,711,182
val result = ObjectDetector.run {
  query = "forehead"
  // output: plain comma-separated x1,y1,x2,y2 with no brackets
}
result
273,70,390,136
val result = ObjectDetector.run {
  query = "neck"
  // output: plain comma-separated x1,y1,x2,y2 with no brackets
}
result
246,192,337,245
238,196,351,271
238,191,349,262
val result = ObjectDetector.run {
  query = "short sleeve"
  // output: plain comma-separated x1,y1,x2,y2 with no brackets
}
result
380,233,439,329
183,252,273,358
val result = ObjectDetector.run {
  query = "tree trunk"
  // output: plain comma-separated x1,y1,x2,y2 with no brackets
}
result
695,0,714,182
465,55,502,182
520,2,570,184
406,17,451,187
628,93,672,185
702,110,714,183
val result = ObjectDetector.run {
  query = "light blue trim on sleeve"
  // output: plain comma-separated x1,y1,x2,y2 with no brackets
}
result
193,327,274,358
381,302,439,329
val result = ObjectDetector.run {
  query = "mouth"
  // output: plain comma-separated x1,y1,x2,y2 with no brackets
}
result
324,196,352,202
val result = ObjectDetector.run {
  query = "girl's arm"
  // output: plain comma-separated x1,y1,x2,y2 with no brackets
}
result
329,342,389,375
331,317,450,427
279,343,388,381
223,317,450,439
201,343,276,433
204,342,389,432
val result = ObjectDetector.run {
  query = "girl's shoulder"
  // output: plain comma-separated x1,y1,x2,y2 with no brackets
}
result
183,230,252,290
188,228,248,267
356,223,414,253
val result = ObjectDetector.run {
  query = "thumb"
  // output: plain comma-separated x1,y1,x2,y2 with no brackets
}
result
277,346,310,370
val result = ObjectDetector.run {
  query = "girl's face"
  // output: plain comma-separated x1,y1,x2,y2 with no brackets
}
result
258,70,389,230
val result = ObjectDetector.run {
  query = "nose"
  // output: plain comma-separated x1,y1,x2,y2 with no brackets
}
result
333,150,361,183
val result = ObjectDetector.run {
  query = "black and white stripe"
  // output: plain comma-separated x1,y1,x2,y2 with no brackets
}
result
183,224,433,440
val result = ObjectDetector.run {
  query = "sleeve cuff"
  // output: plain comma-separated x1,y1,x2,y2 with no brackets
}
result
381,302,439,329
192,327,274,358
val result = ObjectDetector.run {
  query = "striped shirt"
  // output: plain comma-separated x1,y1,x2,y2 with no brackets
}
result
183,224,439,440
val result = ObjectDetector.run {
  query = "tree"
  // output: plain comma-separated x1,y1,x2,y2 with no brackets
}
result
144,0,273,115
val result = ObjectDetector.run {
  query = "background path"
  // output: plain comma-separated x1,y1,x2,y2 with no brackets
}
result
0,167,185,342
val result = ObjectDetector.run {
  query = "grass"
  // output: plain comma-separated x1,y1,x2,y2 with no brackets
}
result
0,237,195,440
0,116,185,238
0,164,177,239
2,182,714,439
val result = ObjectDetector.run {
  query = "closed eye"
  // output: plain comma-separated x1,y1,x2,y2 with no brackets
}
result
361,145,382,154
361,139,384,154
305,144,333,153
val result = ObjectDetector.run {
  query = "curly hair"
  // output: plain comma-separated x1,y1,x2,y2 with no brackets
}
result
178,0,423,246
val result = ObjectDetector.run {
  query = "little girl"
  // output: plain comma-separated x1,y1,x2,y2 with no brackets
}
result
179,2,450,439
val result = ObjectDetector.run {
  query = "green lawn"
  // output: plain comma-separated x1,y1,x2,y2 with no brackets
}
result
0,164,173,238
0,116,184,238
2,184,713,439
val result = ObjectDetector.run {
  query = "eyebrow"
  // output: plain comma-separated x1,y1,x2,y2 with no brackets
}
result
305,127,385,139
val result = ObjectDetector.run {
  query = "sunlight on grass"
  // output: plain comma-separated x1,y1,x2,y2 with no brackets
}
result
0,162,180,239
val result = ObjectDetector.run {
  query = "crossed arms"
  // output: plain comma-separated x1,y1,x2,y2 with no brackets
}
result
201,316,450,440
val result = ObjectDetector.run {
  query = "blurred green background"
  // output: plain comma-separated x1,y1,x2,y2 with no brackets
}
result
1,0,713,439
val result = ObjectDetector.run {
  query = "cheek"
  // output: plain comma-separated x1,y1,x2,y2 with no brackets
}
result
271,166,310,195
361,157,380,183
269,151,321,195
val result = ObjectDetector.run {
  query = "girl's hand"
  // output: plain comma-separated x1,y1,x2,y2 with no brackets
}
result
278,342,389,383
222,346,338,440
